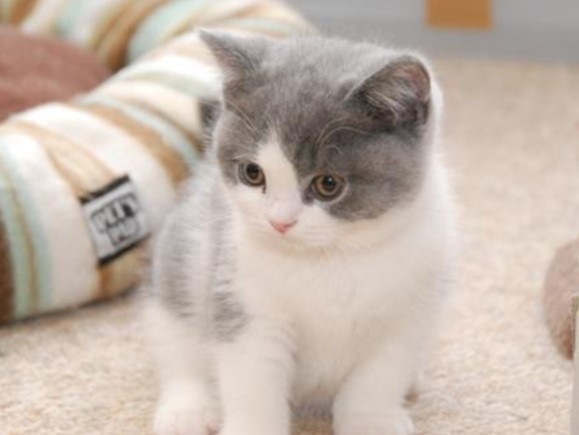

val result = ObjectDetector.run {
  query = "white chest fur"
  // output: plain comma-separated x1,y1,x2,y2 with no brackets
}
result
232,203,448,407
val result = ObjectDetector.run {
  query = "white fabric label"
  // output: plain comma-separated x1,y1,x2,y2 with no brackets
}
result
81,176,149,265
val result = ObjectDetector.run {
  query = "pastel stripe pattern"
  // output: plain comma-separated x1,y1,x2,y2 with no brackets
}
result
0,135,54,318
0,146,33,318
0,0,310,323
127,0,216,62
20,0,69,35
96,79,205,139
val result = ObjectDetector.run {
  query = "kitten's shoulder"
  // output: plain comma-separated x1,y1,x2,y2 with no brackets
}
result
150,160,230,314
153,159,226,266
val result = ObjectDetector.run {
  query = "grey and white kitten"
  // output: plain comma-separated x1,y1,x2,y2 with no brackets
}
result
146,32,455,435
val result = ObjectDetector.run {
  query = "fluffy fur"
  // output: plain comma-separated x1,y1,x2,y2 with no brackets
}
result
145,32,456,435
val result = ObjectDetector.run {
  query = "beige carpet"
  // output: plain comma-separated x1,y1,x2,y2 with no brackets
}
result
1,59,578,435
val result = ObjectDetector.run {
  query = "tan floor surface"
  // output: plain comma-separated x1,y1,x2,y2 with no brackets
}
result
1,59,578,435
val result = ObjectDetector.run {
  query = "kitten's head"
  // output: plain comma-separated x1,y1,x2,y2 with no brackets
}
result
202,32,440,250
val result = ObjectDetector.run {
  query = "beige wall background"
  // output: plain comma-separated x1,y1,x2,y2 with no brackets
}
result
289,0,579,62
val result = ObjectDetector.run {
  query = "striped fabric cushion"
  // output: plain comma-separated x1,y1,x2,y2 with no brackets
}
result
0,0,310,323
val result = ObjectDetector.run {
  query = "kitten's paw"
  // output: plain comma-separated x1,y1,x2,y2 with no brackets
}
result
219,428,286,435
334,408,414,435
153,393,219,435
218,420,289,435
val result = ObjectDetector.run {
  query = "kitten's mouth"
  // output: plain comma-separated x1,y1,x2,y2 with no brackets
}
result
251,221,336,250
269,229,336,251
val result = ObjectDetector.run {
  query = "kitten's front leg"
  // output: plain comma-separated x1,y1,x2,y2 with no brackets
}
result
147,303,220,435
333,328,424,435
218,320,295,435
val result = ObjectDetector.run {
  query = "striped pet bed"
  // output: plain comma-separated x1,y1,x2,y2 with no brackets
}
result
0,0,310,323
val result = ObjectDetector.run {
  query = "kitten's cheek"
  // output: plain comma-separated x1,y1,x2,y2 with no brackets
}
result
234,189,265,220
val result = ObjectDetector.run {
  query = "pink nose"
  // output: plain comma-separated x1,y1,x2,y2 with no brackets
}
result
269,220,297,234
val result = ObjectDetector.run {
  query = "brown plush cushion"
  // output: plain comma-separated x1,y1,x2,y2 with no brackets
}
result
543,239,579,359
0,26,110,121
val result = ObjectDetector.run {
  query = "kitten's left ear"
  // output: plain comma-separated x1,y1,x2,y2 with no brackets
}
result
200,31,267,98
348,55,431,127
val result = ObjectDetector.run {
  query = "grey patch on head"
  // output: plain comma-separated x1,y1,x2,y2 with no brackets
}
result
202,32,436,221
199,99,221,133
200,30,268,103
200,31,270,186
213,108,262,186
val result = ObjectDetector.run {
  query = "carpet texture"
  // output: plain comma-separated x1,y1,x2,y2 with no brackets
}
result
0,59,577,435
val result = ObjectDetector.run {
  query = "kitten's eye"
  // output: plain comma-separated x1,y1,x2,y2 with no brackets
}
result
311,174,345,200
239,162,265,187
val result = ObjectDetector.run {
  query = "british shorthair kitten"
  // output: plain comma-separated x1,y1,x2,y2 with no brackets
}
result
146,31,456,435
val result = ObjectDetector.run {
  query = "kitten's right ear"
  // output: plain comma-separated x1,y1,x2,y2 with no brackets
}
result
200,30,267,98
347,55,431,128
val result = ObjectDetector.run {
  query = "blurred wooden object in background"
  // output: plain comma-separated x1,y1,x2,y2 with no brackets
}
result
427,0,493,29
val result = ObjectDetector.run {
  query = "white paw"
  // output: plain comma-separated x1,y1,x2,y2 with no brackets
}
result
153,392,219,435
334,408,414,435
